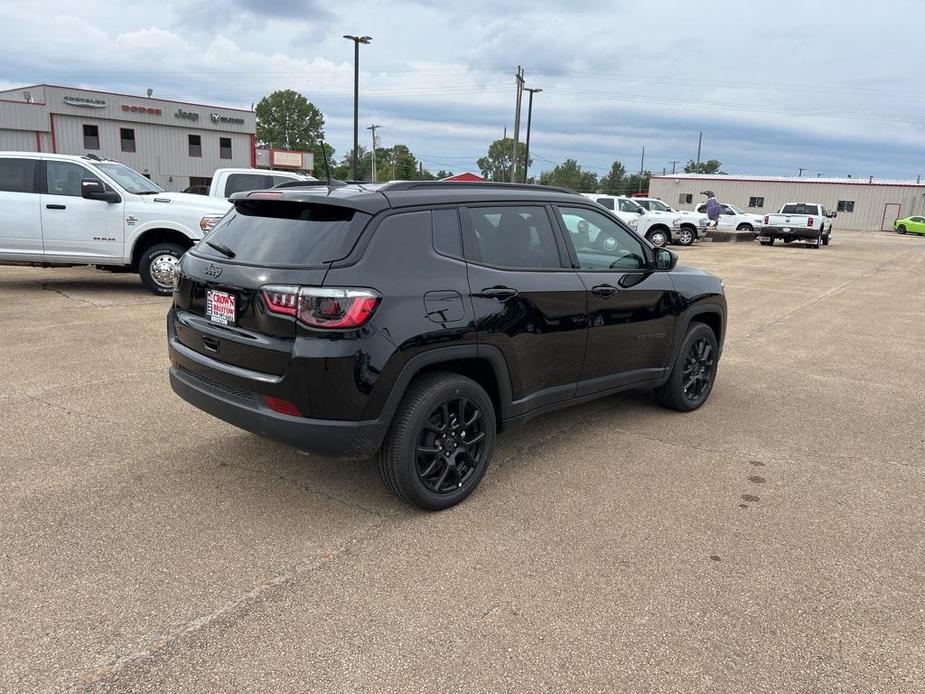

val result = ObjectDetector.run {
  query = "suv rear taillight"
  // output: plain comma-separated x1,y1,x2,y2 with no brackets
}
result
261,285,380,329
807,217,814,227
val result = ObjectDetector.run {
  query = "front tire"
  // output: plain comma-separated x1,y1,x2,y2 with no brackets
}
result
139,242,185,295
378,372,496,510
897,225,907,235
655,323,719,412
674,227,695,246
736,223,754,232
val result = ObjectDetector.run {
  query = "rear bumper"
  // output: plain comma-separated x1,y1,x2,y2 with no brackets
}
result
168,342,388,460
759,226,823,241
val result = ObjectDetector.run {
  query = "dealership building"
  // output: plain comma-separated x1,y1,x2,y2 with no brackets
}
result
0,84,262,191
648,173,925,231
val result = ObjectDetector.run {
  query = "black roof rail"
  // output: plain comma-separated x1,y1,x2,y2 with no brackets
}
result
380,180,578,195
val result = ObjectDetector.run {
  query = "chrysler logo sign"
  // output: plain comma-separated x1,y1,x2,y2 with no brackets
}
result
210,113,246,125
63,95,106,108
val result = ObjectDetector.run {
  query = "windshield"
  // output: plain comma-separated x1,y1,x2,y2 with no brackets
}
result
95,162,163,194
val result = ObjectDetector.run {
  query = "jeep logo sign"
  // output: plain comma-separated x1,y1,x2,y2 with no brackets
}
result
175,109,200,122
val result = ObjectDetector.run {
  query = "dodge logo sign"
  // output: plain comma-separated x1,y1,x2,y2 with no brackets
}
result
204,264,223,278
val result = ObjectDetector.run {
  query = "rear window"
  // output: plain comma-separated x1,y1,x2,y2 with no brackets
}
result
223,174,279,197
195,200,367,267
781,204,818,215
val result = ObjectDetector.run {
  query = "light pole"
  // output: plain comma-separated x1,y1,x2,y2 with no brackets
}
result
522,87,542,183
343,34,372,181
367,124,381,182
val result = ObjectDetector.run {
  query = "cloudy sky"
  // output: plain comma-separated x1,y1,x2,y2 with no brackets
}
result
2,0,924,179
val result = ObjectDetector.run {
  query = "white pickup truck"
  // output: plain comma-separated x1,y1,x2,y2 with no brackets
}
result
193,168,315,199
582,193,697,247
0,152,231,294
759,202,836,248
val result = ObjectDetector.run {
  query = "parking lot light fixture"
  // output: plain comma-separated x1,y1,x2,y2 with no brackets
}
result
343,35,372,181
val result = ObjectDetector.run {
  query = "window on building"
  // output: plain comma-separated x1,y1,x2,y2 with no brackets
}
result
120,128,136,153
0,158,37,193
837,200,855,213
82,124,100,150
219,137,232,160
748,196,765,208
188,134,202,157
679,193,693,205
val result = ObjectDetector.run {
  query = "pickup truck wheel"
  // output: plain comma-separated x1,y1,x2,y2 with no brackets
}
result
822,234,831,246
646,229,669,248
378,372,495,511
675,227,695,246
139,242,185,295
812,235,823,249
896,225,907,234
736,223,754,232
655,323,718,412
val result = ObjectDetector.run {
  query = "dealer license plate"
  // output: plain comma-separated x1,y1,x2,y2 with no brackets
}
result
206,290,236,326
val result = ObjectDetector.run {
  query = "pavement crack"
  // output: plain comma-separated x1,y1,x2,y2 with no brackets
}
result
41,283,103,308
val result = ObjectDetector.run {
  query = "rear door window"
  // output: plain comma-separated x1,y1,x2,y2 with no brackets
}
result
595,197,615,210
0,158,37,193
195,200,368,267
462,205,564,269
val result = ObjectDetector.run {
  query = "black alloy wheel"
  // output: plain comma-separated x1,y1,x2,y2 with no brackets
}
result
416,397,486,494
378,372,496,510
655,323,719,412
897,225,907,234
681,336,717,403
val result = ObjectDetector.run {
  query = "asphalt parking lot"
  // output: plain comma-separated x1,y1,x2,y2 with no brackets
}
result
1,229,923,693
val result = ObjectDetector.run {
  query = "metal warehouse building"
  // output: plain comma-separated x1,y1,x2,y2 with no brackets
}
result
0,84,256,192
648,173,925,231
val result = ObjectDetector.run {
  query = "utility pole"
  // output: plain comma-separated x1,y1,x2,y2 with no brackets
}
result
367,124,380,182
798,168,805,177
511,66,525,182
669,160,680,174
522,87,542,183
343,35,372,181
695,131,703,169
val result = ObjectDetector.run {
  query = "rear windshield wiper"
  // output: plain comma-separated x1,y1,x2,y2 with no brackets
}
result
206,240,236,258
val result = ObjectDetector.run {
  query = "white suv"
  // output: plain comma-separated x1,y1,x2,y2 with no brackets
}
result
0,152,231,294
694,202,764,232
582,194,691,247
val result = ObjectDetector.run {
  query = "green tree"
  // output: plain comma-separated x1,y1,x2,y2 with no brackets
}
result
624,170,653,196
538,159,599,192
255,89,325,150
598,160,627,195
434,169,453,180
477,138,531,182
684,159,725,174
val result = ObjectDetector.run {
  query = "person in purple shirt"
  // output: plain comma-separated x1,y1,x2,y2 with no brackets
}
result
703,191,721,228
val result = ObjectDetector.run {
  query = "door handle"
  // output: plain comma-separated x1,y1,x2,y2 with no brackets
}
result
591,284,619,298
479,286,519,301
45,204,67,210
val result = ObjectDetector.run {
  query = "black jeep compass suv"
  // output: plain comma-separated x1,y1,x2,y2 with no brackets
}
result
168,181,726,510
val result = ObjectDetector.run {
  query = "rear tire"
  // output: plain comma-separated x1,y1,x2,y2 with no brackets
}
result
736,223,754,232
655,323,719,412
646,228,669,248
896,225,907,235
822,233,831,246
378,372,496,510
139,242,185,295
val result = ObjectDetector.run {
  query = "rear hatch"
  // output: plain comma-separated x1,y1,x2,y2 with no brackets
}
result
172,198,370,376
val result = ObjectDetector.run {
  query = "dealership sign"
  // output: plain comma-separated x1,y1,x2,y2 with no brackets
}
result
175,108,199,122
210,113,246,125
123,104,163,116
271,150,304,168
63,95,106,108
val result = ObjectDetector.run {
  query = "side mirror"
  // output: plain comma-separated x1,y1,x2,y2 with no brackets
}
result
81,179,121,203
637,208,646,215
829,212,837,218
654,247,678,271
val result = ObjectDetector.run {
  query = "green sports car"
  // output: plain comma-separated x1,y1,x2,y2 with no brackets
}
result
893,216,925,235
